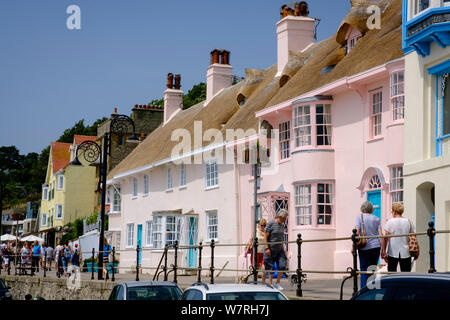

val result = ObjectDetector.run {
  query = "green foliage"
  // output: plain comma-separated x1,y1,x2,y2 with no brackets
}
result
0,117,106,208
86,213,98,225
148,98,164,107
183,82,206,110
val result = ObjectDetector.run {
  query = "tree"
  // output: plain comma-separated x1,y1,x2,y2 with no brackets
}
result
183,82,206,109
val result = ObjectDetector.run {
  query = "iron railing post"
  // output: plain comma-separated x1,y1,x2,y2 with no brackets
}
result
173,241,178,284
351,229,359,297
164,244,169,281
91,248,95,280
197,242,203,283
210,239,215,284
252,237,258,283
296,233,303,297
427,221,436,273
136,245,140,281
44,250,47,278
112,247,115,282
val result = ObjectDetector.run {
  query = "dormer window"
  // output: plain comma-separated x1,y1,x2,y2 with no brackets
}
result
345,28,362,55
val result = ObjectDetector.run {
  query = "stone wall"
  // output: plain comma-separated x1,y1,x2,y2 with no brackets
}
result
1,275,114,300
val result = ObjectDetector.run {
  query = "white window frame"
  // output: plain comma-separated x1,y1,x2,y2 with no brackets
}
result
145,221,153,247
151,215,182,249
41,213,48,227
42,186,49,201
279,121,291,160
293,105,312,147
132,177,138,198
390,166,404,204
205,159,219,189
316,104,332,146
167,167,173,191
179,163,186,188
56,204,63,220
115,232,121,250
295,184,312,226
113,187,121,212
57,175,64,190
206,210,219,242
126,223,135,248
371,91,383,138
391,71,405,121
143,175,149,196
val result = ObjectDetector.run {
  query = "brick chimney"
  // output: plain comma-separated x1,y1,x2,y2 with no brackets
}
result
276,6,315,76
206,49,233,105
164,73,183,125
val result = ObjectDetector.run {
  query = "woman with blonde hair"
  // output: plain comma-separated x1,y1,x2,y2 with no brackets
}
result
382,203,416,272
246,219,267,283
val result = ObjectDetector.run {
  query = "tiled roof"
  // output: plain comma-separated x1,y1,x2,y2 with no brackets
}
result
74,135,97,145
51,142,71,174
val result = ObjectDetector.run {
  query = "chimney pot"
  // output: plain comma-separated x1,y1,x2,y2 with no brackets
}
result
210,49,221,65
174,74,181,90
167,73,174,89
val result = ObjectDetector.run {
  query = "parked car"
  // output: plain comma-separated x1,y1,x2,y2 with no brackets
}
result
0,279,12,300
351,273,450,300
108,281,183,300
180,282,288,300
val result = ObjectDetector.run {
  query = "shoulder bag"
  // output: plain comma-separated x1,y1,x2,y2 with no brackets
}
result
408,219,420,259
356,214,367,250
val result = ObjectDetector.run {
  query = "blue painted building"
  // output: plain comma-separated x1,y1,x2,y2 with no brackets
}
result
403,0,450,273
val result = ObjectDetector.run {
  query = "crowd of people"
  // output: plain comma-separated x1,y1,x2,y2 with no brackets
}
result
244,202,419,290
0,241,82,277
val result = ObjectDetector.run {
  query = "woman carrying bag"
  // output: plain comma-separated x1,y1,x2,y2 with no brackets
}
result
382,203,418,272
355,201,384,289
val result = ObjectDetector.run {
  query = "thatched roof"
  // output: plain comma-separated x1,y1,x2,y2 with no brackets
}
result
108,0,403,179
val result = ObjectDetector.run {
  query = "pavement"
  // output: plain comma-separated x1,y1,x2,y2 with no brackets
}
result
2,265,355,300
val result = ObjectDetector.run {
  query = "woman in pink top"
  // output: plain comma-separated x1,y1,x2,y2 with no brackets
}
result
382,203,416,272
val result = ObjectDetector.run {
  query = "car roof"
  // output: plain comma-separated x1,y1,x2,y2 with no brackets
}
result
186,283,282,293
119,281,180,288
379,273,450,281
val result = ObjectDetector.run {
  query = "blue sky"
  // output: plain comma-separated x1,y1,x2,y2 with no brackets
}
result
0,0,350,155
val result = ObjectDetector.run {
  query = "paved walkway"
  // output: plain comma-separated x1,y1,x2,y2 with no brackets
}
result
2,265,355,300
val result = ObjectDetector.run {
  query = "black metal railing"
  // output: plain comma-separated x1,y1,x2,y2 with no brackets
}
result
2,220,448,301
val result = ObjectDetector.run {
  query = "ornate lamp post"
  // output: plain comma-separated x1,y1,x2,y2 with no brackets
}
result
70,114,139,280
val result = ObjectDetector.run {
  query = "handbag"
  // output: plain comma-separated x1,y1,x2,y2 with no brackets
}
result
408,220,420,259
356,214,367,250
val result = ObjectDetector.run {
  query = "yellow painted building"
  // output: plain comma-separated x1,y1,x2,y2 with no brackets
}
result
39,136,98,246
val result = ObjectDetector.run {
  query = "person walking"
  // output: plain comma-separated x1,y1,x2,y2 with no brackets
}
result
21,243,30,275
62,243,72,276
355,201,384,289
55,242,62,273
31,241,41,273
246,219,267,283
263,210,288,290
45,245,54,271
71,243,80,268
102,239,112,279
382,203,417,272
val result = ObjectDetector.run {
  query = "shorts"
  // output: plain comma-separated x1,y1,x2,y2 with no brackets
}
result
250,253,264,269
263,249,287,275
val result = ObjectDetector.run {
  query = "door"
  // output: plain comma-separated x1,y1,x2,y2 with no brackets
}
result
137,224,142,266
367,191,381,220
188,217,198,268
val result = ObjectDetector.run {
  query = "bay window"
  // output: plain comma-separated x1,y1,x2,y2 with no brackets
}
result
294,182,334,227
293,102,332,149
294,105,311,147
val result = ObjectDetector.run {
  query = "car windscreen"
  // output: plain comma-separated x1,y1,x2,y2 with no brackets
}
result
126,286,182,300
206,291,287,301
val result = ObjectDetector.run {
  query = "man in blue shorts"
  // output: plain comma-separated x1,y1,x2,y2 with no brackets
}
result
263,209,288,291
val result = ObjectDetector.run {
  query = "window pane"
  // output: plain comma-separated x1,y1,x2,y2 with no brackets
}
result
444,76,450,135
